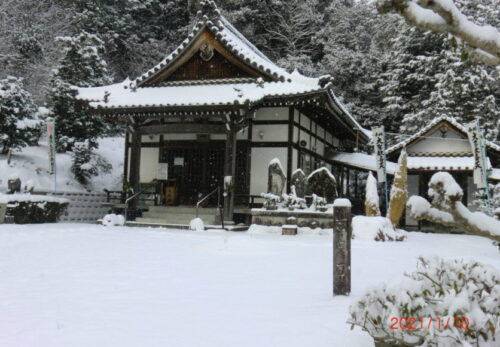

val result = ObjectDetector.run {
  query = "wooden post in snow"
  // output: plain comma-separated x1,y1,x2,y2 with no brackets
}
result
333,198,352,296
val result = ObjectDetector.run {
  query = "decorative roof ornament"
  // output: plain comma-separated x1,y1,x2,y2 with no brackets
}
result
197,0,221,23
199,43,214,62
319,74,335,88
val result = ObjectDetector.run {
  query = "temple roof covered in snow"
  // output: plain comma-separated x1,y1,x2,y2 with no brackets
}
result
386,116,499,156
75,0,368,140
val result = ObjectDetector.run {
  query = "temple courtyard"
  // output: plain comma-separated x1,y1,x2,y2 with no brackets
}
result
0,224,498,347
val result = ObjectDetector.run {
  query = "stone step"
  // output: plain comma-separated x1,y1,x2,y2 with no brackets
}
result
136,216,217,225
147,205,219,214
142,211,216,219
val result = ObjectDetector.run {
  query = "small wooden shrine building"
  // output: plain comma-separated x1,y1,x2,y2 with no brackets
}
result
76,1,369,221
386,116,500,228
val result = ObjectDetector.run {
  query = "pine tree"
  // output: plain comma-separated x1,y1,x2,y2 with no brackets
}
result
0,76,40,154
47,31,111,152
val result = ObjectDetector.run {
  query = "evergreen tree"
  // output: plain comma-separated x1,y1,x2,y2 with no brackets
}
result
47,31,111,152
0,76,40,154
403,52,499,140
378,26,446,134
320,0,399,129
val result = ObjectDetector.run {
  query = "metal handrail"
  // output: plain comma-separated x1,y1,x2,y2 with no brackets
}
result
196,187,220,218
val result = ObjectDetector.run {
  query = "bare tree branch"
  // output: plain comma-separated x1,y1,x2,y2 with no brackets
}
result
376,0,500,65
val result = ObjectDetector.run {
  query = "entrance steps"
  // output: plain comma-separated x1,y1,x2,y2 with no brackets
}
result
136,205,220,225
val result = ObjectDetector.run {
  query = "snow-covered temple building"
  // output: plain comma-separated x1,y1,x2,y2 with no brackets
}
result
76,1,369,222
386,116,500,228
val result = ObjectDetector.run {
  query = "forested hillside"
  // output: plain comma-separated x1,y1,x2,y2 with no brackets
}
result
1,0,498,142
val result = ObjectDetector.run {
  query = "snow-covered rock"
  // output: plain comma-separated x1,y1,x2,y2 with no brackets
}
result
189,217,205,231
352,216,406,241
101,214,125,227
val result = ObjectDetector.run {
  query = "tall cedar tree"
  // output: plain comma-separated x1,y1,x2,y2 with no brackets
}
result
46,32,111,152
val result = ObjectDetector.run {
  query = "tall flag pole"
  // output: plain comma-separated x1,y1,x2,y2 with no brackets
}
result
467,121,493,216
47,118,57,194
372,126,389,210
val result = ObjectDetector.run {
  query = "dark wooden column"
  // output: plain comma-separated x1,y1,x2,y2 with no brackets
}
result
129,126,142,209
287,107,294,192
223,125,237,222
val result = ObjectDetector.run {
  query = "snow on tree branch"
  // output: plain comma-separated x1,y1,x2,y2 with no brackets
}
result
376,0,500,65
407,172,500,242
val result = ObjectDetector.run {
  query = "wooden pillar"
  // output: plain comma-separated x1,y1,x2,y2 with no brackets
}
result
287,107,294,192
223,125,237,222
333,198,352,296
129,126,142,209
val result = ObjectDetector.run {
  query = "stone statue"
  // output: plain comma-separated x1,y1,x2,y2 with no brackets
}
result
291,169,306,197
307,167,337,203
267,159,286,196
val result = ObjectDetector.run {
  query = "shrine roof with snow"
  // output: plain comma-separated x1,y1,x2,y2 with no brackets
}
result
75,0,368,139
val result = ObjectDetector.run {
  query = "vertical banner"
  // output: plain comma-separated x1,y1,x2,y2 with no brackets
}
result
372,127,387,183
466,121,492,215
466,122,486,188
47,118,57,193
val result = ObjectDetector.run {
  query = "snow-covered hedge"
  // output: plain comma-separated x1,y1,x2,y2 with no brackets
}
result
349,256,500,346
352,216,406,241
0,194,69,224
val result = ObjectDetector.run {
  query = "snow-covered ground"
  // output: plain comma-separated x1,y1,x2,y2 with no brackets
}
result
0,224,498,347
0,137,124,193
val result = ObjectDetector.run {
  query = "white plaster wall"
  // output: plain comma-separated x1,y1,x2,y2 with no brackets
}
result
299,130,310,147
141,135,160,143
250,147,288,195
293,125,299,142
409,128,471,155
292,149,298,171
300,114,310,128
140,147,160,183
255,107,289,120
252,124,288,142
313,139,325,156
405,174,420,227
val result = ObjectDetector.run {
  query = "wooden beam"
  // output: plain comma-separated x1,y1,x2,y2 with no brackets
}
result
287,107,294,192
138,123,226,135
223,126,237,222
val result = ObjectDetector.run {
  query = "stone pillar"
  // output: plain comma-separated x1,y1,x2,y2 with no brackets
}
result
223,126,237,222
129,127,142,210
333,198,352,296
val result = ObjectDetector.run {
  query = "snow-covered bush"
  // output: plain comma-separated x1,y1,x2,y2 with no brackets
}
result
0,76,41,154
311,194,327,211
352,216,406,241
0,194,69,224
101,214,125,227
189,217,205,231
282,186,305,210
349,256,500,346
261,192,281,210
71,141,112,185
407,172,500,241
365,172,381,216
